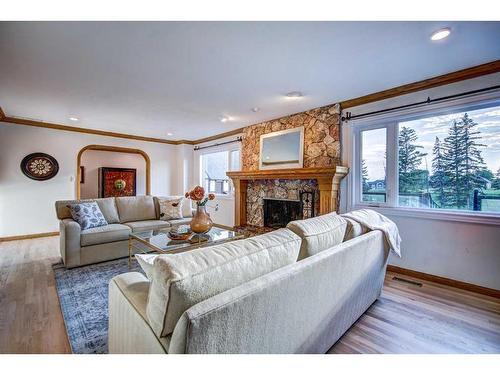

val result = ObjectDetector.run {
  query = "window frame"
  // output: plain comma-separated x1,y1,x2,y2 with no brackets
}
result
195,142,241,199
345,90,500,225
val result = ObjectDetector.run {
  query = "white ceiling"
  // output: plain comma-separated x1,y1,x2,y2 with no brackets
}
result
1,21,499,141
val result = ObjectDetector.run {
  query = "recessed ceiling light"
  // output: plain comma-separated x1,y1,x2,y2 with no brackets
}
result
69,117,79,122
220,116,229,123
167,132,173,136
285,91,303,98
430,28,451,41
252,107,260,112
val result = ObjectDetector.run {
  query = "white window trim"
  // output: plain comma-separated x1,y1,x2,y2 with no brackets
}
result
344,89,500,226
194,141,241,199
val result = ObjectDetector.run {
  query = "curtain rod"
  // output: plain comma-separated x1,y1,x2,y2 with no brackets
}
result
341,85,500,122
193,136,242,151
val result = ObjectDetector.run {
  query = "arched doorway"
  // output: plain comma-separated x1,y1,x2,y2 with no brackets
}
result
76,144,151,199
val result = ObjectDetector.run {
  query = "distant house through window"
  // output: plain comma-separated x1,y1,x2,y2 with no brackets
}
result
199,148,240,195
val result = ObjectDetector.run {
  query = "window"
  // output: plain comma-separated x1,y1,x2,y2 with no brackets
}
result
199,148,240,195
361,128,387,203
351,95,500,217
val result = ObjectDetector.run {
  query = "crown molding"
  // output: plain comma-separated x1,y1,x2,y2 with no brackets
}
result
0,113,182,145
2,60,499,145
340,59,500,109
0,109,184,145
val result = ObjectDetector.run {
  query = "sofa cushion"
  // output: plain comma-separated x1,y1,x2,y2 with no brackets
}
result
67,202,108,230
154,196,192,219
146,228,301,337
342,217,369,241
116,196,156,223
287,212,347,260
124,220,171,233
80,223,131,247
56,197,120,224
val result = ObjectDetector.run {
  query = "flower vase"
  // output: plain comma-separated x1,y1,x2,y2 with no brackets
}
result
190,205,213,234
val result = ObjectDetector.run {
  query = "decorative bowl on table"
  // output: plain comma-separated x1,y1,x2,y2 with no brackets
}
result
167,225,192,241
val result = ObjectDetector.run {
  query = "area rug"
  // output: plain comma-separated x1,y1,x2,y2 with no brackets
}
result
53,258,143,354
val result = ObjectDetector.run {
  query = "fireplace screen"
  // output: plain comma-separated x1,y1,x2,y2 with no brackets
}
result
263,198,302,228
300,190,315,219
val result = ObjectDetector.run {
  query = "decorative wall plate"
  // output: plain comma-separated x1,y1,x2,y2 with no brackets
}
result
20,153,59,181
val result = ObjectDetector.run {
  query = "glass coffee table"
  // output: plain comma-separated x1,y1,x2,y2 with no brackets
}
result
128,224,245,267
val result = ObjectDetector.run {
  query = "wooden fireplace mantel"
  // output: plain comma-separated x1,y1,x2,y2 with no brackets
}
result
226,166,349,226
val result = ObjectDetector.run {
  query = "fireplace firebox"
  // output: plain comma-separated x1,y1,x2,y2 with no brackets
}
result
263,198,302,228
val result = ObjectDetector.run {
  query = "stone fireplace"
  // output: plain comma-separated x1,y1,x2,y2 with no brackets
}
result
227,167,348,227
247,179,319,227
226,102,348,228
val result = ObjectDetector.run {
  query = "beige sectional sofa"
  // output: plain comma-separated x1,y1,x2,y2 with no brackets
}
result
55,195,192,268
108,212,391,354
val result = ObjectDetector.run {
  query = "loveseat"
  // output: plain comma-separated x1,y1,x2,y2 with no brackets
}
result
55,195,192,268
108,212,393,354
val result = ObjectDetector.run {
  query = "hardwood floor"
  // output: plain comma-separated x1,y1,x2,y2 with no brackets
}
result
0,236,70,353
330,271,500,353
0,237,499,354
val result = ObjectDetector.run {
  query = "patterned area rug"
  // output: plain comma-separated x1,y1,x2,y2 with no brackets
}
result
53,257,142,354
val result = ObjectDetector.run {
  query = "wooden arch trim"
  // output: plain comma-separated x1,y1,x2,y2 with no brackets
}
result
76,144,151,199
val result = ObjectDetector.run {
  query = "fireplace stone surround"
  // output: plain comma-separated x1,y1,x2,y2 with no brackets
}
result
247,179,319,227
227,166,348,227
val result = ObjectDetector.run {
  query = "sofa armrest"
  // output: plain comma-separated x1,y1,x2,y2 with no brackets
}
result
59,218,81,268
109,272,166,353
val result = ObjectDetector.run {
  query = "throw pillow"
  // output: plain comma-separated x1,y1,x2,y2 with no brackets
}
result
67,202,108,230
135,253,158,279
158,197,183,220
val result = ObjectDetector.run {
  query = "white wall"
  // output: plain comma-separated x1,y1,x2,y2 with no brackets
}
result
80,150,147,198
0,122,181,237
341,72,500,290
192,135,242,227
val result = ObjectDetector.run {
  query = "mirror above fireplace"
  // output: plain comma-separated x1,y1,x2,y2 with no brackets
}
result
259,127,304,170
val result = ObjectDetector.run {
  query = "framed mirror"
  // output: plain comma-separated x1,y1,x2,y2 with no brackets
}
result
259,127,304,170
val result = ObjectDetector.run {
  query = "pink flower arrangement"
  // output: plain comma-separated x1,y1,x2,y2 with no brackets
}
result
185,186,216,206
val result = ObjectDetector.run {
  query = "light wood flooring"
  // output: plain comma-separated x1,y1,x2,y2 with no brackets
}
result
0,236,499,354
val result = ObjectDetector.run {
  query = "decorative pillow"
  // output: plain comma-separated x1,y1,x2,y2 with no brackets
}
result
135,253,158,279
158,197,183,220
67,202,108,230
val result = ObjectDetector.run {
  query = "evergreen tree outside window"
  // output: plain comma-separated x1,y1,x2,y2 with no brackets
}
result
354,101,500,215
395,106,498,213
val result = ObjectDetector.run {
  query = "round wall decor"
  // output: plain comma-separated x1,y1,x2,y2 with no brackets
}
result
20,153,59,181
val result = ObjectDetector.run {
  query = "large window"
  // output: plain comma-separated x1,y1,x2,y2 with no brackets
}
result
352,96,500,216
200,148,240,195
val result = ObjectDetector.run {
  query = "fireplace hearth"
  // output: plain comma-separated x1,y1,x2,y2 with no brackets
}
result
263,198,302,228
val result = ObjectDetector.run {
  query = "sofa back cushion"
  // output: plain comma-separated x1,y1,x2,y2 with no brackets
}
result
115,196,156,223
287,212,347,260
146,228,301,337
55,198,120,224
342,217,369,241
154,196,192,219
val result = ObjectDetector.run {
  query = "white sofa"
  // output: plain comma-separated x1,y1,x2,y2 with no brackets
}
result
108,212,391,354
55,195,192,268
